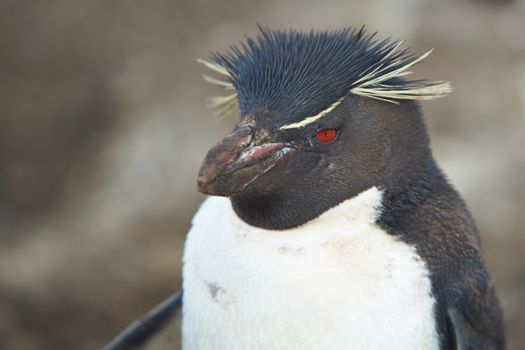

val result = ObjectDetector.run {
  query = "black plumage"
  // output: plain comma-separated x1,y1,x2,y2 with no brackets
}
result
208,26,449,122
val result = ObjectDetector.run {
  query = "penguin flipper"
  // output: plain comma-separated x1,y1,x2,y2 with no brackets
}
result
103,291,183,350
447,307,485,350
447,298,504,350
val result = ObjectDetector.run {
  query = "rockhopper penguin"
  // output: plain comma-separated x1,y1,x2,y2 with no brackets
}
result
183,27,504,350
103,27,505,350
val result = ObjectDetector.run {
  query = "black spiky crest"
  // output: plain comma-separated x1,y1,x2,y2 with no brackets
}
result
200,26,451,124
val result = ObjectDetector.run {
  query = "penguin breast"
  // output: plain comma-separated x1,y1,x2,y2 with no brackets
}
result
182,187,439,350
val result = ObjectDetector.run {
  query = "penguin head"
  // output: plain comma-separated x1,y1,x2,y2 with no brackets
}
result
197,27,451,229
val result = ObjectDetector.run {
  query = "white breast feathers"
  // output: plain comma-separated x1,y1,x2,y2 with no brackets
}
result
182,187,439,350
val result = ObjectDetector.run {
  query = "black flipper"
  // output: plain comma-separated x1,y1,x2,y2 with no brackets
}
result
103,291,183,350
445,284,504,350
447,307,485,350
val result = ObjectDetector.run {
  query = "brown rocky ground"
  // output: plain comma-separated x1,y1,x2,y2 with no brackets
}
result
1,0,524,349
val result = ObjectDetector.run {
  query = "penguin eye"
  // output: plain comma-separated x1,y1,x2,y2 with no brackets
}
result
314,128,337,143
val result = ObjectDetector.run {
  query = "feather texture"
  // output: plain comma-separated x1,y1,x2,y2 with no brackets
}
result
199,27,451,124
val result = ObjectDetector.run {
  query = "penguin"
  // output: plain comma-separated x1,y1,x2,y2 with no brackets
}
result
104,27,504,350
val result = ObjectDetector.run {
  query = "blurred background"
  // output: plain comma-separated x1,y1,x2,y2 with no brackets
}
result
0,0,524,349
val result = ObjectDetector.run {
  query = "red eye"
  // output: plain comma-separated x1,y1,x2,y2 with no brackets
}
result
314,128,337,143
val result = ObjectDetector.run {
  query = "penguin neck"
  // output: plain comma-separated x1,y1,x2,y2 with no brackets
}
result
379,156,445,229
230,155,441,232
230,190,343,231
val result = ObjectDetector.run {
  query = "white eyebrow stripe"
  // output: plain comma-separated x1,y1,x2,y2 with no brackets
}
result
279,96,345,130
197,59,232,77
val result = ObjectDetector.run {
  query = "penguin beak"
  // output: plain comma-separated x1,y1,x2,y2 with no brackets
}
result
197,123,293,196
